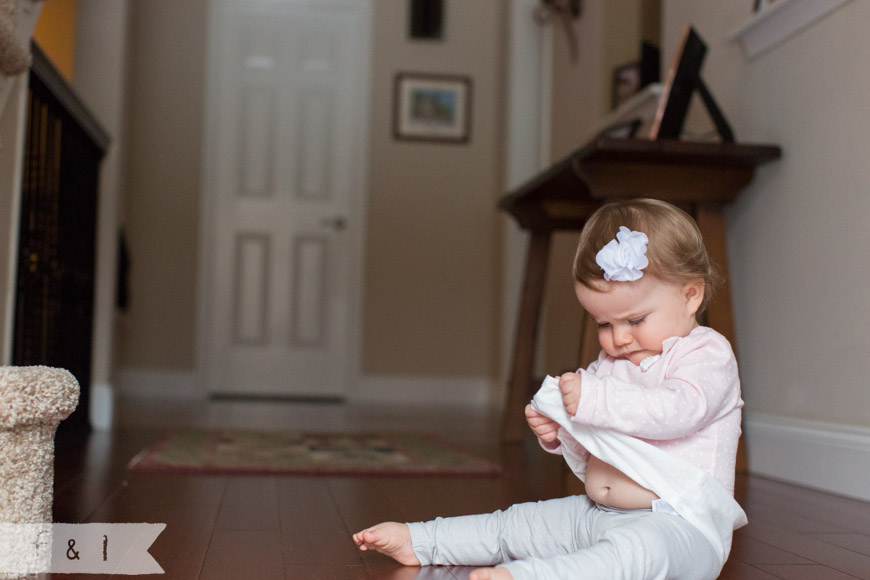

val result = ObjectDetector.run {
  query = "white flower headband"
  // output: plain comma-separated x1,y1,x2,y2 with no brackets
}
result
595,226,649,282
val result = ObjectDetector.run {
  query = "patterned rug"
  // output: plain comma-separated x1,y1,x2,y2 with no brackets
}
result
127,428,501,477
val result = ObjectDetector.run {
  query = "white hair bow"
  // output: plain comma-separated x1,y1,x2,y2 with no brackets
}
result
595,226,649,282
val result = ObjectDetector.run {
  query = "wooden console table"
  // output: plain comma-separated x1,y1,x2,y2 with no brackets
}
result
500,136,781,443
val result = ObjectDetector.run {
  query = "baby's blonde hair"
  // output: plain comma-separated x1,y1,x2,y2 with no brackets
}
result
573,198,719,313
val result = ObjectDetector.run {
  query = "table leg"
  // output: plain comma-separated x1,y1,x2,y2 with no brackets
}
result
502,230,551,443
693,206,736,349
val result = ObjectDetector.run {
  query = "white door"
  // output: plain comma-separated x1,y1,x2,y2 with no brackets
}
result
200,0,370,398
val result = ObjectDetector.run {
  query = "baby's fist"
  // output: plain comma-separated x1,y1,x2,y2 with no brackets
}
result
558,372,581,416
525,404,560,444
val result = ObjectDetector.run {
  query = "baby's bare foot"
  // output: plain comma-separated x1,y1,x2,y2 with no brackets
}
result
352,522,420,566
469,567,513,580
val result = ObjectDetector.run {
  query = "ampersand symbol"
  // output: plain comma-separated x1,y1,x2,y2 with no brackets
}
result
66,539,80,560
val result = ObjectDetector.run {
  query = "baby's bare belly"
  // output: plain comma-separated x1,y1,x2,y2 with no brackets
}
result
585,455,660,509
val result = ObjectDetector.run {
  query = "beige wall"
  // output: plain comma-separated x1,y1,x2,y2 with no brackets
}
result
602,0,641,111
542,1,651,375
542,2,604,375
363,1,505,378
71,0,130,427
661,1,870,429
118,1,506,386
120,0,207,370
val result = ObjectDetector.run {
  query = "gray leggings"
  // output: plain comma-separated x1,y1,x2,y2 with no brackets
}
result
407,495,722,580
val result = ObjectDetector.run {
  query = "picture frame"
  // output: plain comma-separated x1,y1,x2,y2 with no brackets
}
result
598,118,643,140
611,61,642,110
393,73,472,143
754,0,778,12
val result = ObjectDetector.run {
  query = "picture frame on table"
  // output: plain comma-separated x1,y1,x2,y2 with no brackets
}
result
612,61,642,110
754,0,779,12
393,73,472,143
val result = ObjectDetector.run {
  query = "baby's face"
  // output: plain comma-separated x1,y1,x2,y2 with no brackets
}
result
575,276,704,366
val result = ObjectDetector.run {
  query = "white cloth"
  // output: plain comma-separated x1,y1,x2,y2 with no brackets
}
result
531,376,747,567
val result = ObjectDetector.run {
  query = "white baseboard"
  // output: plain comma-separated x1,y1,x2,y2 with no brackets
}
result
116,368,204,400
116,369,494,408
352,375,495,408
744,413,870,502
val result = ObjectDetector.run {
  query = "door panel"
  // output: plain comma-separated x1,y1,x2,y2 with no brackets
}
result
202,0,369,397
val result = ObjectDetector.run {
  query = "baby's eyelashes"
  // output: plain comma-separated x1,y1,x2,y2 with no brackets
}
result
598,317,647,328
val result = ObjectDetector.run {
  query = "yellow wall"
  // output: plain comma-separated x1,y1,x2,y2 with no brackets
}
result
33,0,77,81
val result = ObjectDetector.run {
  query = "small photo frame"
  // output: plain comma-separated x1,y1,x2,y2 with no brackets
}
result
612,61,642,110
754,0,780,11
599,118,642,140
393,73,472,143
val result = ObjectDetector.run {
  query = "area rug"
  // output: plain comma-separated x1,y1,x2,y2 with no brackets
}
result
127,428,501,477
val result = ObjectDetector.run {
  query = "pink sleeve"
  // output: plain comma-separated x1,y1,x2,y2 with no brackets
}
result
537,437,563,455
572,335,740,440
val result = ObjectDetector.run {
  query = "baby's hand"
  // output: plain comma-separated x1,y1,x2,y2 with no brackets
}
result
558,372,581,416
524,404,560,444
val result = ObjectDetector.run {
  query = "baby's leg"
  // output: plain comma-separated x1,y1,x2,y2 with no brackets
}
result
409,495,594,567
352,521,517,579
501,510,721,580
352,522,420,566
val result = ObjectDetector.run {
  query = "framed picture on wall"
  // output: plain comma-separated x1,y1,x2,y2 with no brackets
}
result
393,73,472,143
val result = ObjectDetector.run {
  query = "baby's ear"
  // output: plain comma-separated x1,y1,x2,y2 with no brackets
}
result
683,280,705,316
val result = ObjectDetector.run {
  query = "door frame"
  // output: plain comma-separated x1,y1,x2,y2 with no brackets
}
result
196,0,372,398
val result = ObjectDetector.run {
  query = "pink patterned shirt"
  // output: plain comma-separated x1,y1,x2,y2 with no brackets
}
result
550,326,743,494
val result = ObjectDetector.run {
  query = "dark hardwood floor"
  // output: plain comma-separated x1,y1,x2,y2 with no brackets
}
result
45,396,870,579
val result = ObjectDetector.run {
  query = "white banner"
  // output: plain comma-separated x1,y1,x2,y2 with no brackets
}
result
0,523,165,575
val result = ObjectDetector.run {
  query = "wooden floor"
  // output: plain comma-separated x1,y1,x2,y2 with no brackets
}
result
45,396,870,580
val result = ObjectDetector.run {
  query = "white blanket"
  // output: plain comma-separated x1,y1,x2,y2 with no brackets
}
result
531,376,747,566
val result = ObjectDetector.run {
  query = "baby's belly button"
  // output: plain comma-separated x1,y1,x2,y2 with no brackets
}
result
585,473,615,502
585,456,659,509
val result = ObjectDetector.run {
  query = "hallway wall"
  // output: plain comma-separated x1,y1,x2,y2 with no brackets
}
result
117,0,506,402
